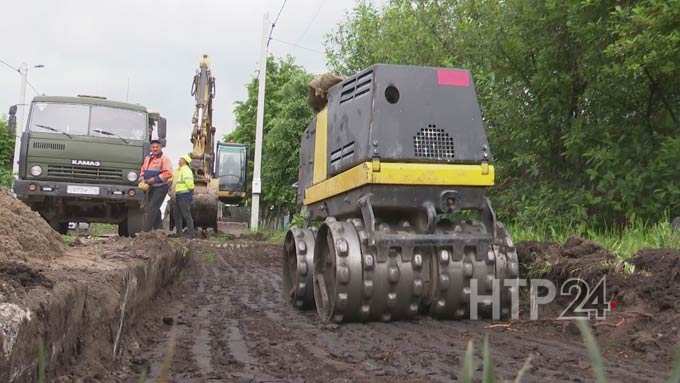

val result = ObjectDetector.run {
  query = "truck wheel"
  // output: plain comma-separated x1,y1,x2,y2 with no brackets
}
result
49,220,69,235
119,208,144,237
118,222,129,237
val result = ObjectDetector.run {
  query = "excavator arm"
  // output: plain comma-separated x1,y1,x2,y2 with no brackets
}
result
180,54,219,231
190,54,216,182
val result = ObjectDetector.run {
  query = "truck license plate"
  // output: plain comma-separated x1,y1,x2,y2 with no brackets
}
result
66,185,100,195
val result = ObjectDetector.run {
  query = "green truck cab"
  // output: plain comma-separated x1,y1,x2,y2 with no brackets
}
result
10,95,167,236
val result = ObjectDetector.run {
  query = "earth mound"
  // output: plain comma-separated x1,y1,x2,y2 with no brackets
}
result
626,248,680,311
517,236,617,284
518,237,680,359
0,188,65,261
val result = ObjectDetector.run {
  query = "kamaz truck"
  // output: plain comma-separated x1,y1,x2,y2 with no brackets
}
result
9,95,167,236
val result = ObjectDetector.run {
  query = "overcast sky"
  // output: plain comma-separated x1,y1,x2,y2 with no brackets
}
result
0,0,372,160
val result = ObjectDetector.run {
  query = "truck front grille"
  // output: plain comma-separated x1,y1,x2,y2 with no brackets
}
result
33,142,66,151
47,165,123,182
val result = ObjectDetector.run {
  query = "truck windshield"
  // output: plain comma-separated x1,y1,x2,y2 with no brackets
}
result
29,103,89,136
90,106,146,141
29,102,147,141
218,149,244,179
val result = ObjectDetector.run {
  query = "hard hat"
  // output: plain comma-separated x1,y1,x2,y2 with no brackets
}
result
181,154,192,164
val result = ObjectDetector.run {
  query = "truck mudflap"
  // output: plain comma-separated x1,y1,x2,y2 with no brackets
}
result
13,179,144,202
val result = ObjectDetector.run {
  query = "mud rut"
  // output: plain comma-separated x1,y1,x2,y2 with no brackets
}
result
109,241,665,382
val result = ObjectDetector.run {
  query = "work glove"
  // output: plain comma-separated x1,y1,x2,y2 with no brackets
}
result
138,181,150,192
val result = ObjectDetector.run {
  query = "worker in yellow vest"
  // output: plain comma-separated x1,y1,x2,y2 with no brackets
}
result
172,154,195,238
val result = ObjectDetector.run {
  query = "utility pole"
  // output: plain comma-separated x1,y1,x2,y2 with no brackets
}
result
250,13,269,231
11,62,44,175
12,63,29,175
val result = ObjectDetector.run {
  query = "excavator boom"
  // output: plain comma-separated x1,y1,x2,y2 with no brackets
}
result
190,54,216,183
178,54,218,231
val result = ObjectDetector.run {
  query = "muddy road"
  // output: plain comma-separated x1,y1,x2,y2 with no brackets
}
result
66,238,670,383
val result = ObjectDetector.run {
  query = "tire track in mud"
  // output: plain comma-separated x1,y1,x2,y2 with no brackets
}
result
212,252,277,382
111,241,667,382
215,247,375,382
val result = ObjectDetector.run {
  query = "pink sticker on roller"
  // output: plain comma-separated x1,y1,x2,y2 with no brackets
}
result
437,69,470,87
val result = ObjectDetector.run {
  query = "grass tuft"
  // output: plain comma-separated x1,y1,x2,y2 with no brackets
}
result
667,346,680,383
37,338,46,383
482,335,496,383
62,234,76,246
576,319,608,383
508,217,680,259
462,339,475,383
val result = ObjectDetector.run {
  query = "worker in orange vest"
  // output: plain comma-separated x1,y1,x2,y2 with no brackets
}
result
139,140,173,231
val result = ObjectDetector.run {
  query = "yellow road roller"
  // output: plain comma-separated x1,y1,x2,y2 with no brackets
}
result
283,64,519,323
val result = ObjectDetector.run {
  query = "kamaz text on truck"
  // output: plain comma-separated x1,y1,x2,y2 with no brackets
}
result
9,95,167,236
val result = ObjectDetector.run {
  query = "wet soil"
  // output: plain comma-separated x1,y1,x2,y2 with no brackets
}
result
518,237,680,373
0,232,189,382
93,238,677,382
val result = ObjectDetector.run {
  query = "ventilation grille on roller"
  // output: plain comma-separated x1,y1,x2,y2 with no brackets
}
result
413,125,455,160
33,142,66,151
330,141,355,168
339,70,373,104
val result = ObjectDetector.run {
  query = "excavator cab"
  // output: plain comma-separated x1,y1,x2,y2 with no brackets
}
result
215,142,247,205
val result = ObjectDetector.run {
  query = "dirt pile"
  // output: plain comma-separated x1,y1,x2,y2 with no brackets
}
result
517,238,680,311
517,236,617,284
623,248,680,311
518,237,680,361
0,188,65,261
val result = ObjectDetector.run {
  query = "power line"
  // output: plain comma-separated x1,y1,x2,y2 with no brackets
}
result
0,57,42,95
296,0,328,43
0,57,19,72
267,0,288,47
25,80,40,95
269,37,324,55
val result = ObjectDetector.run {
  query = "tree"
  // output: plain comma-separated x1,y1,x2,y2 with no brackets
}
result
227,56,313,215
0,116,14,187
325,0,680,227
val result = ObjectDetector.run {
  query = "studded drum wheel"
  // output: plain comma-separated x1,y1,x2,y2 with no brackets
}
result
313,219,364,323
283,228,316,310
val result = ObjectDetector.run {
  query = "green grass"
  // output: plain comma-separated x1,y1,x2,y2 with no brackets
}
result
37,338,46,383
89,223,117,237
212,233,236,244
203,249,216,263
62,234,76,246
240,228,286,244
264,229,286,244
507,217,680,259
